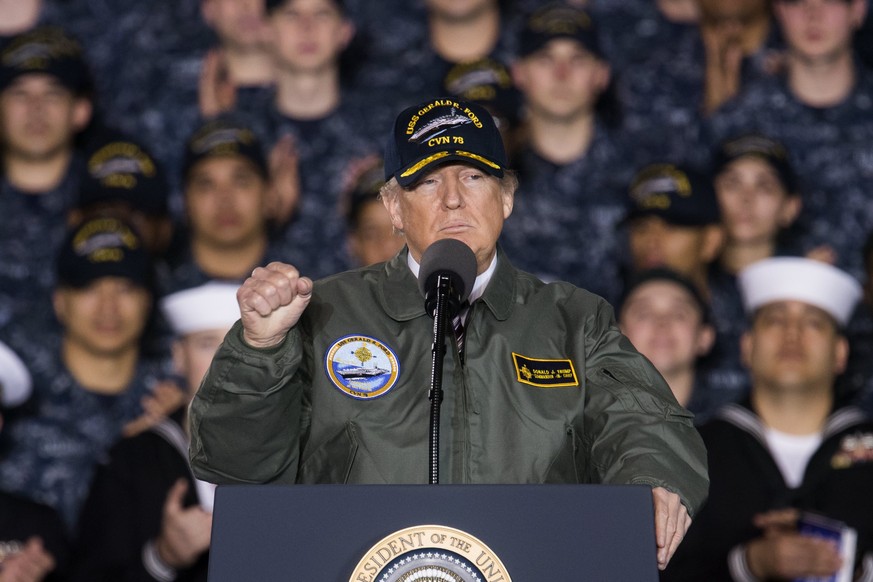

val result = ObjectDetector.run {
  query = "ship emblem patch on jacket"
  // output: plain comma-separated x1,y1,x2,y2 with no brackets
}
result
325,335,400,399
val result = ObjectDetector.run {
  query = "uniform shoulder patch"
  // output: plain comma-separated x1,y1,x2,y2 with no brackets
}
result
511,352,579,388
325,335,400,400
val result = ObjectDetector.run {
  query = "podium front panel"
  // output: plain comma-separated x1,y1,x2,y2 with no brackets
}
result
209,483,657,581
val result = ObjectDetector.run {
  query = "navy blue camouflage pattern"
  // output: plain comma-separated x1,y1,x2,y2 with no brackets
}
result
236,94,380,279
499,124,633,307
706,67,873,281
0,331,162,532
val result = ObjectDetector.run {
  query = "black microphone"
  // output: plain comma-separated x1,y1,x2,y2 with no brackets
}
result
417,239,477,318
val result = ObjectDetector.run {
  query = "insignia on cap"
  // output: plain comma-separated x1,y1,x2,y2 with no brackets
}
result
409,108,473,143
630,164,692,203
72,218,140,264
1,27,81,69
87,142,156,190
190,126,255,156
325,335,399,400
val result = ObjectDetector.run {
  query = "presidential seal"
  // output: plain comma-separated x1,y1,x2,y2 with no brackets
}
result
349,525,511,582
325,335,399,400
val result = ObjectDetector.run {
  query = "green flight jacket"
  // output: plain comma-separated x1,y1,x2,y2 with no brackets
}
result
189,250,709,516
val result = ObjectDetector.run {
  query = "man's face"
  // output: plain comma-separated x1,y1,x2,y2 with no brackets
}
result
269,0,353,73
185,156,267,248
628,216,721,276
202,0,268,49
620,280,714,378
774,0,866,63
513,39,609,122
54,277,151,357
348,198,405,267
741,300,848,393
173,328,228,397
715,157,800,246
382,163,513,273
0,74,91,161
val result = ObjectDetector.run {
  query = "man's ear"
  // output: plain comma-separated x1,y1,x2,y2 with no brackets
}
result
200,0,216,26
777,195,802,228
851,0,868,29
72,98,93,133
501,183,514,220
171,339,187,378
701,224,726,263
381,185,405,233
696,324,716,357
510,60,529,92
593,61,611,95
338,20,356,51
834,335,850,375
53,289,68,325
740,330,753,369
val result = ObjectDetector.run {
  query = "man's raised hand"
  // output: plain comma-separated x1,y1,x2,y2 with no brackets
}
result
238,262,313,348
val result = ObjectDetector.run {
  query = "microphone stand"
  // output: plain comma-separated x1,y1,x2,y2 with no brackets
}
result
428,274,455,485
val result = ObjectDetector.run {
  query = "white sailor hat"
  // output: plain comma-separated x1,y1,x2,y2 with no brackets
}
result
738,257,862,327
0,340,32,408
160,282,240,336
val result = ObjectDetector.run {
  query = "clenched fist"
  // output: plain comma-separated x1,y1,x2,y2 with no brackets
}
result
238,262,313,348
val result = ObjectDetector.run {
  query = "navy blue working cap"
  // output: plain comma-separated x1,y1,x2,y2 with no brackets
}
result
384,97,507,188
624,163,721,227
518,2,603,58
182,116,268,181
712,133,798,194
56,217,153,290
79,137,168,216
443,57,521,126
0,26,90,95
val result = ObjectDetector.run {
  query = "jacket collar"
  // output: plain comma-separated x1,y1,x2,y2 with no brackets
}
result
378,245,517,322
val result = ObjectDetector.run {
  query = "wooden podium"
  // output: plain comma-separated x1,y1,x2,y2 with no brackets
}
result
209,483,658,581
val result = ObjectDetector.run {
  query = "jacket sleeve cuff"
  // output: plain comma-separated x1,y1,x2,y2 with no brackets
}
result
728,544,758,582
142,540,177,582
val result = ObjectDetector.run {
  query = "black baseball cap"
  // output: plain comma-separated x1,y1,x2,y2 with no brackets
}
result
182,116,268,181
56,217,153,290
712,133,797,194
79,138,168,216
443,57,521,126
0,26,90,95
624,163,721,227
518,2,603,58
384,97,507,188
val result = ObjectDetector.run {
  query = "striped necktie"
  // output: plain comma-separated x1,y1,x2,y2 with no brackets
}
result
452,301,470,363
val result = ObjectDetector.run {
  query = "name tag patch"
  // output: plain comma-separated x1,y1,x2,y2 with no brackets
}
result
512,353,579,388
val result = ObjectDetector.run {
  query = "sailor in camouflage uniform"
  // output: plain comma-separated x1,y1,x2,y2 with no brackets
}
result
232,0,381,280
0,27,93,328
0,219,166,532
706,0,873,280
618,0,783,168
158,115,284,295
499,3,633,306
